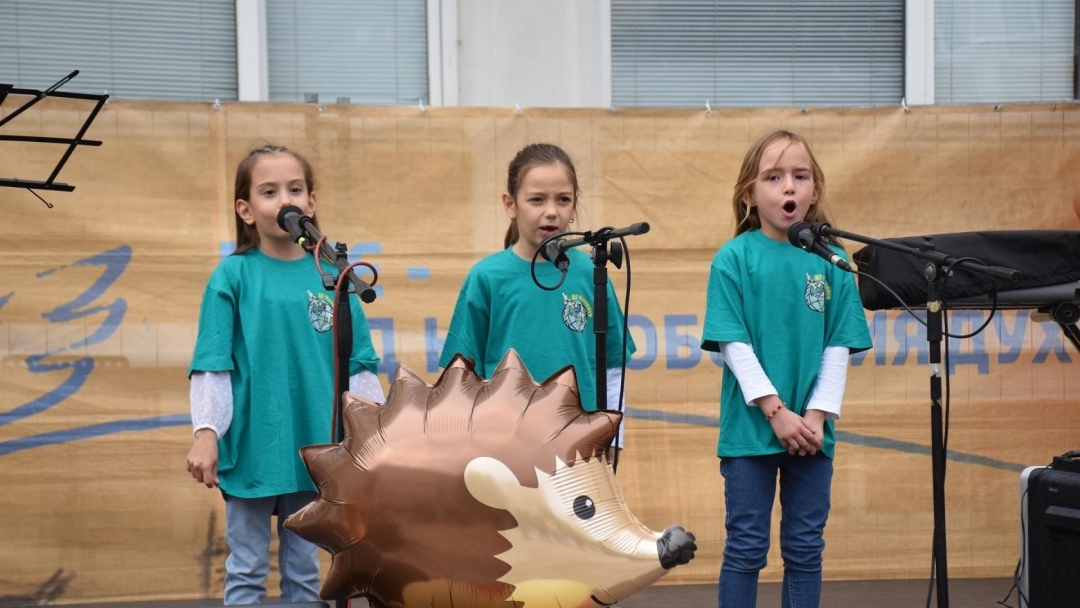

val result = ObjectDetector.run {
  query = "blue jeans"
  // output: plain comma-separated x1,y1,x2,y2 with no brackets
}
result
718,453,833,608
223,491,321,605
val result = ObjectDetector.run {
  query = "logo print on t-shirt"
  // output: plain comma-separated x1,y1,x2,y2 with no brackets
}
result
561,293,588,333
803,273,830,313
307,290,334,332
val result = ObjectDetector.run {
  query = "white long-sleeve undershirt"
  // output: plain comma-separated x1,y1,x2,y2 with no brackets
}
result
717,342,849,420
189,369,386,438
607,366,626,448
192,367,628,444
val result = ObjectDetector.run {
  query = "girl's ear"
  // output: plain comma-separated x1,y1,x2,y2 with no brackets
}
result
236,199,255,225
502,192,516,220
309,191,318,212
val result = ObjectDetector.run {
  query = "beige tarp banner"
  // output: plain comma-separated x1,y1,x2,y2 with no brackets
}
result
2,98,1079,603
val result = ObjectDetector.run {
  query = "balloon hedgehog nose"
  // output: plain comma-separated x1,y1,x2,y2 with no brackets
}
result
657,525,697,569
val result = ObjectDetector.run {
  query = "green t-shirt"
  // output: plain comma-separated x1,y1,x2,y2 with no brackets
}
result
188,248,380,498
438,248,636,412
701,230,872,459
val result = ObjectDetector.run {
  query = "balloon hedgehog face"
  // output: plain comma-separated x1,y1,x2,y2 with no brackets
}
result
285,350,696,608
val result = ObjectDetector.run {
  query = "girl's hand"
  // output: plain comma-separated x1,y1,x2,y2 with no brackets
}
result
769,409,821,456
803,409,827,454
187,429,220,488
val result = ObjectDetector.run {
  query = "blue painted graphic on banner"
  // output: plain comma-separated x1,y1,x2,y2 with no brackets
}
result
3,253,1073,465
1,245,131,427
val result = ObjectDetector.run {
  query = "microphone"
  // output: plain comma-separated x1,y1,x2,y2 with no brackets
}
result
539,222,650,271
540,237,570,271
787,222,852,272
554,222,651,254
275,205,377,303
601,221,651,241
277,205,312,245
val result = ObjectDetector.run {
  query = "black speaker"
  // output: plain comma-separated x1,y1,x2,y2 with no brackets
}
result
1023,453,1080,608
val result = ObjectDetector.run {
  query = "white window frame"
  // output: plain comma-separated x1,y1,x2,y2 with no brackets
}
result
906,0,936,105
232,0,1073,108
426,0,459,106
235,0,269,102
234,0,456,105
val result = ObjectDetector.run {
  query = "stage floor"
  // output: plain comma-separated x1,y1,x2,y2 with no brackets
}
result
44,578,1017,608
618,578,1015,608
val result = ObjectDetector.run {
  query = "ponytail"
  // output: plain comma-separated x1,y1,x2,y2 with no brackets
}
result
503,222,519,249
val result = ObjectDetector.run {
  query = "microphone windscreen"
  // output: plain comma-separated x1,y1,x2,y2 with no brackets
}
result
787,222,811,247
276,205,304,230
540,238,563,263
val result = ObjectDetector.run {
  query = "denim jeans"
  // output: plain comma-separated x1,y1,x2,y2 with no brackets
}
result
223,491,321,605
718,453,833,608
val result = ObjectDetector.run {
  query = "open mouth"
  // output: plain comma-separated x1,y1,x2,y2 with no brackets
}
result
782,201,797,216
540,224,561,235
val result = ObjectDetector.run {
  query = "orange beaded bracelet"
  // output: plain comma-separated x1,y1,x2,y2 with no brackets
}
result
765,402,785,421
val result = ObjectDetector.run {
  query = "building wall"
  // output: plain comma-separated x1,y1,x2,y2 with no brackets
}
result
455,0,611,108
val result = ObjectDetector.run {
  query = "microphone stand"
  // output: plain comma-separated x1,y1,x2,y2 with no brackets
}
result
816,224,1019,608
550,224,649,413
543,223,648,478
591,235,615,415
278,209,376,608
310,239,376,608
301,229,376,441
329,243,353,443
323,242,353,608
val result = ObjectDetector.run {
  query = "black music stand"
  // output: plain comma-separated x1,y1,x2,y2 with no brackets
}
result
0,71,108,207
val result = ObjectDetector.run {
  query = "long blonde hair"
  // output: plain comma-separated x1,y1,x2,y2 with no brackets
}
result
731,130,840,245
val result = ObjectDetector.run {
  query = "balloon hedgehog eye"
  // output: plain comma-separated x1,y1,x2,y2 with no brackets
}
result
573,495,596,520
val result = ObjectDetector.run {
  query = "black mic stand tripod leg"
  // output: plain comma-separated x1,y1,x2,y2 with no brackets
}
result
593,244,609,415
925,262,950,608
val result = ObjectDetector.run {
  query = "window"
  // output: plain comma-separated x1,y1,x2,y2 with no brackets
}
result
0,0,237,101
611,0,904,108
266,0,428,104
935,0,1075,103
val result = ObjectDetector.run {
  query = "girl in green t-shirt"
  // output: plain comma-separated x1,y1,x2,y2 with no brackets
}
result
185,145,383,604
438,143,636,449
701,130,872,608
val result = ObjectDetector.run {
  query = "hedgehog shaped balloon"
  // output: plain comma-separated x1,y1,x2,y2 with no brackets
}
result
284,349,697,608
